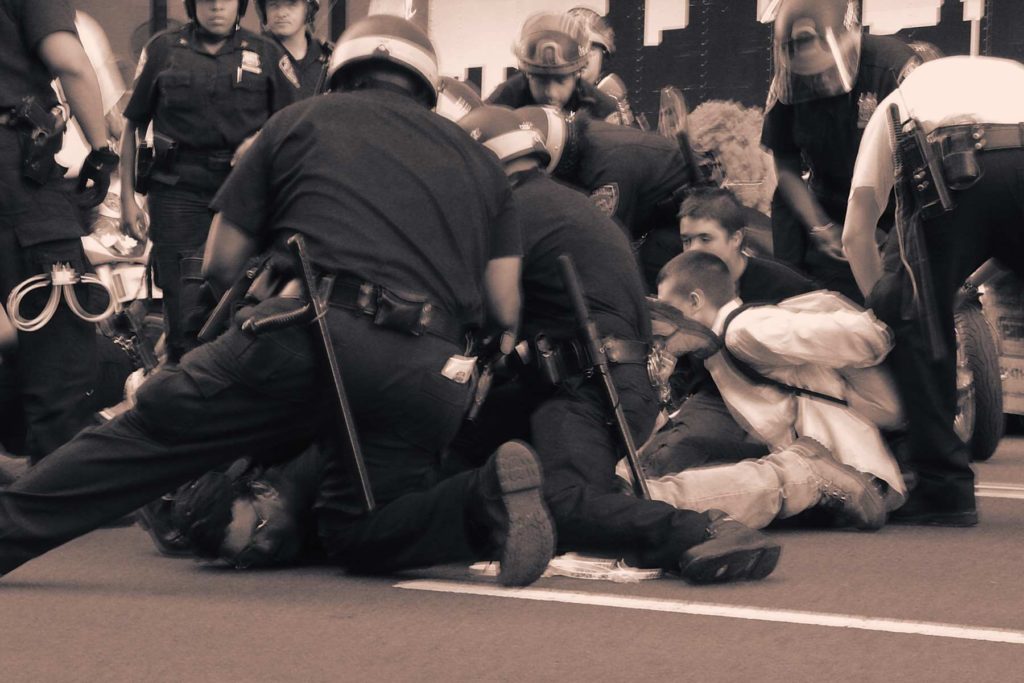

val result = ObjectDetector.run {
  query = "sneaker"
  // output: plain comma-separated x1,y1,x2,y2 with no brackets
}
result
792,437,887,531
135,494,194,557
678,510,781,584
474,441,555,587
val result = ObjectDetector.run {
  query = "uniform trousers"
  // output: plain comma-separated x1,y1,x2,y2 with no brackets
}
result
454,364,709,570
0,296,488,576
867,149,1024,510
0,129,97,460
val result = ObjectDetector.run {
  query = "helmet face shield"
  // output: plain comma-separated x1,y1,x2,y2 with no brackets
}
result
771,0,862,104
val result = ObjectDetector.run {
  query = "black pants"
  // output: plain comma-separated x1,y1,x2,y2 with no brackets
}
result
0,297,487,576
0,129,98,460
868,149,1024,508
147,174,223,363
454,365,708,570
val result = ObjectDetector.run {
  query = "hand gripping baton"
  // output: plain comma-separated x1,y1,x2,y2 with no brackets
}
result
278,235,376,512
558,254,651,500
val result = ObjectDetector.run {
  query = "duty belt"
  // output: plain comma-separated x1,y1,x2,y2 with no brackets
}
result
533,334,650,385
327,277,465,344
175,148,234,171
934,122,1024,154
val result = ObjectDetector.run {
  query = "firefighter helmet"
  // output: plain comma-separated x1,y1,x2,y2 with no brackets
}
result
514,12,590,77
326,14,440,106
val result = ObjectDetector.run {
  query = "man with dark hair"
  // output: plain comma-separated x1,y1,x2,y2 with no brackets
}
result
636,251,905,530
0,16,554,588
643,187,816,475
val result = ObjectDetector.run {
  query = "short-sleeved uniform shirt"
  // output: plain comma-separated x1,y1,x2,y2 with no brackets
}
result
285,35,331,99
761,34,918,207
851,57,1024,220
0,0,77,109
124,24,299,151
565,119,691,241
486,72,619,120
211,88,521,329
513,171,650,341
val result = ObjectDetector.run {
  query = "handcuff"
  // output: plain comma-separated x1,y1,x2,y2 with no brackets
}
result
6,263,117,332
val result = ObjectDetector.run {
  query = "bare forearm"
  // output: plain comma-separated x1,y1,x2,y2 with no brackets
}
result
39,32,108,149
119,122,138,198
842,188,884,297
775,159,832,230
203,214,259,295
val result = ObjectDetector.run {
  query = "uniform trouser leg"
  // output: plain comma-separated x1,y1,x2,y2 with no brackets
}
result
147,183,216,363
0,229,98,461
532,367,708,570
645,446,822,529
640,387,765,476
868,150,1024,509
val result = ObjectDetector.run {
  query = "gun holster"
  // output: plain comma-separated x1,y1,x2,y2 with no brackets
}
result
897,117,955,220
13,97,65,185
136,132,179,193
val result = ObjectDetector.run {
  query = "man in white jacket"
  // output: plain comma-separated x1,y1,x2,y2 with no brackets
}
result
633,251,906,530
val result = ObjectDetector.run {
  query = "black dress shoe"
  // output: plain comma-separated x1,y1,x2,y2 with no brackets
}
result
136,494,194,557
888,494,978,527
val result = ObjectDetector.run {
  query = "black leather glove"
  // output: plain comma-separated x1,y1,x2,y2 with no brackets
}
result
75,146,120,209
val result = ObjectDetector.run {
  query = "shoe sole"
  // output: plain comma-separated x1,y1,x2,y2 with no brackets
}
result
888,510,978,527
679,536,782,584
494,441,556,587
795,440,887,531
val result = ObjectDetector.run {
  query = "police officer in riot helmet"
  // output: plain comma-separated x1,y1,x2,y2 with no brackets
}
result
486,11,619,120
120,0,298,363
567,7,615,86
0,15,555,588
450,105,781,584
255,0,333,98
762,0,919,302
518,104,696,293
0,0,117,460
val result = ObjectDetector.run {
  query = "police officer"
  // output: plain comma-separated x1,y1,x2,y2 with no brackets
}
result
843,56,1024,525
0,0,118,460
486,11,619,120
567,6,641,128
453,106,782,584
520,105,697,292
761,0,919,302
0,16,555,588
255,0,332,98
120,0,299,362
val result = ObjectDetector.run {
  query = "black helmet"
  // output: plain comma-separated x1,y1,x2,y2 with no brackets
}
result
254,0,320,26
458,105,550,170
327,14,440,107
184,0,249,22
771,0,861,104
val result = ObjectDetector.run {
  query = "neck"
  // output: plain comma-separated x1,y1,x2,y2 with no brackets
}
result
195,23,233,53
279,31,309,60
729,252,749,280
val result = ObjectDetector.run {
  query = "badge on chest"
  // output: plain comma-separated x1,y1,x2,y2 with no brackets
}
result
240,50,263,75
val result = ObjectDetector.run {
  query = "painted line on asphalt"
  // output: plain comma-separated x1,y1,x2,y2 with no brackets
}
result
395,579,1024,645
976,482,1024,500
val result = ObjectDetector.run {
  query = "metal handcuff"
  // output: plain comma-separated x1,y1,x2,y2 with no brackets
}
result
6,262,117,332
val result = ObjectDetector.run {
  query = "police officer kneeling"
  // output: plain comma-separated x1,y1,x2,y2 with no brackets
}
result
0,15,555,587
452,106,781,584
843,56,1024,526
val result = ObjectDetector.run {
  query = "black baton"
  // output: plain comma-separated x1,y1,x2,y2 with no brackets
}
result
287,234,376,512
558,254,651,500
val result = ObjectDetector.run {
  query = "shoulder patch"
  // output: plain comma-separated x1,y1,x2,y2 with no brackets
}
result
279,55,301,89
590,183,620,216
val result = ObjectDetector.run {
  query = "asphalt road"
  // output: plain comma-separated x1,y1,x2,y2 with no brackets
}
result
2,437,1023,682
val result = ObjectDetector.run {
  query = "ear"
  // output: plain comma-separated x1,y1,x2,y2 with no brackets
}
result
688,289,704,310
728,229,744,249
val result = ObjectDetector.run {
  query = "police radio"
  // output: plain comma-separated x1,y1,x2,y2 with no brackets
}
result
888,103,954,219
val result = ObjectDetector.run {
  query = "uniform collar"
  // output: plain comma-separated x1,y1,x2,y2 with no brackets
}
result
180,23,249,55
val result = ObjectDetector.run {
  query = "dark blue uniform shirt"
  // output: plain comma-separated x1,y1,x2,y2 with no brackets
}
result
0,0,77,109
211,88,522,329
124,23,298,151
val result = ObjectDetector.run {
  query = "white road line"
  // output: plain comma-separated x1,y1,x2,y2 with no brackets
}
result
977,483,1024,500
395,579,1024,645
